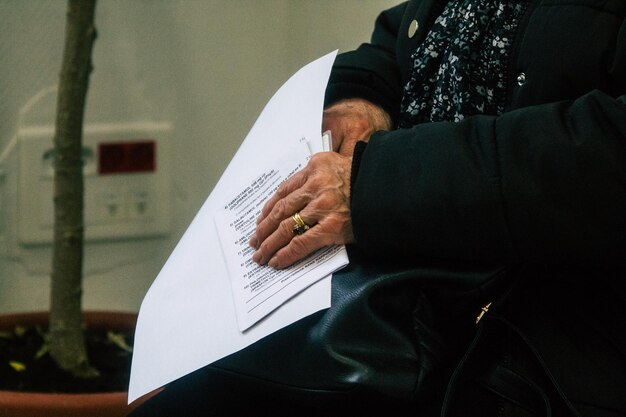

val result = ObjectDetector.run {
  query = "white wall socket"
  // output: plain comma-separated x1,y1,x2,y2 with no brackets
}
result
17,121,173,245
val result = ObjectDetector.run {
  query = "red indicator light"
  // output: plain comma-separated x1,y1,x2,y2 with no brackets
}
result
99,141,156,174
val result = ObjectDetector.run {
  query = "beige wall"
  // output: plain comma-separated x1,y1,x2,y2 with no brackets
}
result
0,0,400,313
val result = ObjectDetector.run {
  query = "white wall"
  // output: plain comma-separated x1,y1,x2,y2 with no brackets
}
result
0,0,399,313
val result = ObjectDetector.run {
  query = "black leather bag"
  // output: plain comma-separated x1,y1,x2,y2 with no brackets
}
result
212,247,508,412
131,252,626,416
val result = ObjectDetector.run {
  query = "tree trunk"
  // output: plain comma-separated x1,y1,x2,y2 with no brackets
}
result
50,0,98,378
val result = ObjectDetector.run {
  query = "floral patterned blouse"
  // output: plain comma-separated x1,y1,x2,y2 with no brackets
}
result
399,0,526,127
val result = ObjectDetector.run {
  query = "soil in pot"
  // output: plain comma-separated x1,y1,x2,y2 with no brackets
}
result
0,324,132,393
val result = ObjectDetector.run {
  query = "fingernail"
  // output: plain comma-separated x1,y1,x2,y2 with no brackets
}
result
268,256,278,269
252,251,262,264
249,235,258,248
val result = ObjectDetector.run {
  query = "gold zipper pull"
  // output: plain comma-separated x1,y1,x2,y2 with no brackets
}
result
475,302,492,324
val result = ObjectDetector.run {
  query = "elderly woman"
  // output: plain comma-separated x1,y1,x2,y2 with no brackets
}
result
133,1,626,416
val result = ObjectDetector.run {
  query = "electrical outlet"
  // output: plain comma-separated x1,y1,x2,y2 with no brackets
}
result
17,121,173,244
128,189,154,220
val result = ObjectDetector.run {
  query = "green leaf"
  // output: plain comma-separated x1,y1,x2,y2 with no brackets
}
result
9,360,27,372
107,331,133,353
14,326,26,337
35,343,49,360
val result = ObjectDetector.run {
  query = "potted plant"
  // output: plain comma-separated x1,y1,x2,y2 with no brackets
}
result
49,0,97,381
0,311,140,417
0,1,153,415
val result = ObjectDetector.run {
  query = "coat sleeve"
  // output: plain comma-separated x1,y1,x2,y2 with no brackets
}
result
350,87,626,267
324,2,407,124
331,4,626,267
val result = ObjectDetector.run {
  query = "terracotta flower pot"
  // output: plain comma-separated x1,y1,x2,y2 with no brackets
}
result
0,311,157,417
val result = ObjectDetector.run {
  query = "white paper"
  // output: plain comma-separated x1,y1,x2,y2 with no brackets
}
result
215,141,347,331
322,130,333,152
128,50,341,403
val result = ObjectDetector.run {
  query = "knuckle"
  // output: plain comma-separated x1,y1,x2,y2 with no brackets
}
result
307,174,325,190
314,195,337,212
269,199,287,222
276,180,291,197
289,235,311,257
279,218,290,234
278,217,296,239
308,152,331,169
254,223,267,242
308,153,324,166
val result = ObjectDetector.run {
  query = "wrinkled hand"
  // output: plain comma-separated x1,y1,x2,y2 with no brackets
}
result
322,98,392,156
249,152,354,269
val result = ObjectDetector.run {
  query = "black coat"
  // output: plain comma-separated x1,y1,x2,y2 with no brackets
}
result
324,1,626,416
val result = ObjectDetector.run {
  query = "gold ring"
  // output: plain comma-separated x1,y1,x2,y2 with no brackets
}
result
292,212,310,235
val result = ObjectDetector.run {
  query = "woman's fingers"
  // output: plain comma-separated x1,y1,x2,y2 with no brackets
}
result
256,169,308,225
267,209,353,269
252,209,317,266
268,225,332,269
250,152,354,269
249,174,311,249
